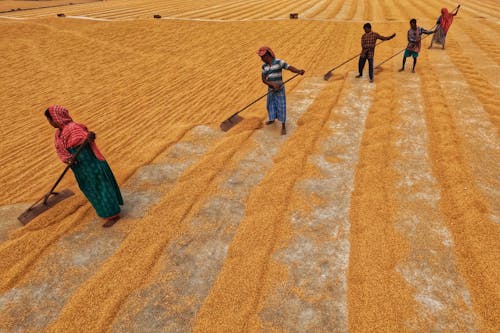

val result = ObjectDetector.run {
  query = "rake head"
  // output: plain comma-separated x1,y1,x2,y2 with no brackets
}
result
18,189,74,225
220,114,243,132
323,70,334,81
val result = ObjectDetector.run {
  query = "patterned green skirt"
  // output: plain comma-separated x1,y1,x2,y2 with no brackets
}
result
68,145,123,218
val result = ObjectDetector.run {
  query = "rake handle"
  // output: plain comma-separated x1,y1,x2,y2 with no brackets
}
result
325,40,386,74
227,73,301,119
29,138,89,209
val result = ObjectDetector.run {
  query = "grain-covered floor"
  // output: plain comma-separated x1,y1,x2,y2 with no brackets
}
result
0,0,498,332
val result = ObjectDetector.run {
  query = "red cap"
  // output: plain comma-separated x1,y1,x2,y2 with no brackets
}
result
257,46,275,58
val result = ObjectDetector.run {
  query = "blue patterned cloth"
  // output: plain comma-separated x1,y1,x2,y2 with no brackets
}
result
266,86,286,122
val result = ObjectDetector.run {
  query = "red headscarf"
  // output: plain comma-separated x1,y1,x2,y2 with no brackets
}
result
256,46,275,58
439,8,454,33
47,105,105,162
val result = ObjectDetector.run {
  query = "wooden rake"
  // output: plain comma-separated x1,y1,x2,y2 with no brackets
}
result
220,73,300,132
18,139,88,225
323,40,385,80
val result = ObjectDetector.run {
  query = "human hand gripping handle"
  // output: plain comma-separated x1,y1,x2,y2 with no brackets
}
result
87,131,96,142
65,136,92,165
270,68,304,91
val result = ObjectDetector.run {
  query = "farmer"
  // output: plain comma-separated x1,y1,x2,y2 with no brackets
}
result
428,5,460,49
355,23,396,82
45,105,123,227
257,46,305,135
399,18,435,73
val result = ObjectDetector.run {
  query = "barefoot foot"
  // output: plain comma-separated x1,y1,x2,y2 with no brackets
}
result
103,215,120,228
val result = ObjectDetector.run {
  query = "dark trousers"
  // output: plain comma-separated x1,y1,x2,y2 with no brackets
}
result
358,56,374,80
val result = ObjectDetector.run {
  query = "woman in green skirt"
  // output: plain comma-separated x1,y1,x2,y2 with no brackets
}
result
45,105,123,227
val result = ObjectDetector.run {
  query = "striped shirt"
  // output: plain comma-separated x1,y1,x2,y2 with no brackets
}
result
262,58,289,85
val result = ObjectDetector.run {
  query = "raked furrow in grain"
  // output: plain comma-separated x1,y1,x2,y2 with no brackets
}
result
446,29,499,92
192,81,344,333
442,37,500,128
316,0,345,20
428,50,499,223
351,0,365,21
169,0,257,20
0,124,223,331
1,2,498,332
109,77,326,332
45,77,326,332
453,21,500,68
449,1,500,20
258,74,373,331
301,0,331,19
419,49,500,332
392,72,476,331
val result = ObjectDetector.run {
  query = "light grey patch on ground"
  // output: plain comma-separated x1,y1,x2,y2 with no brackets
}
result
260,75,373,331
190,196,245,229
394,76,476,332
62,219,125,267
0,203,29,243
110,78,326,332
128,163,193,186
121,190,161,219
163,142,208,160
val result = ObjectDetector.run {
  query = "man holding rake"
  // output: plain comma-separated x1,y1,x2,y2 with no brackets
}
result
356,23,396,82
257,46,305,135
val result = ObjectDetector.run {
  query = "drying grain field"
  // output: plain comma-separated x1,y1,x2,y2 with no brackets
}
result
0,0,499,332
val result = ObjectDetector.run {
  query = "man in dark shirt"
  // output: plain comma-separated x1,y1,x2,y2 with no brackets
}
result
356,23,395,82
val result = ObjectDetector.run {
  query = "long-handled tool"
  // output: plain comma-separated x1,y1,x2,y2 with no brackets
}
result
374,47,407,69
323,40,385,81
18,139,89,225
220,73,300,132
375,21,442,69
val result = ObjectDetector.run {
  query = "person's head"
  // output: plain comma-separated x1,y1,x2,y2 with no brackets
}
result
260,51,273,64
45,105,72,129
363,22,372,33
257,46,275,64
45,109,58,128
410,18,417,29
441,8,449,15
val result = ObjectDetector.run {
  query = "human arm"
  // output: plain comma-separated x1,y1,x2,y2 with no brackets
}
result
379,33,396,41
287,66,305,75
65,132,95,164
60,123,91,164
421,27,435,35
452,4,460,15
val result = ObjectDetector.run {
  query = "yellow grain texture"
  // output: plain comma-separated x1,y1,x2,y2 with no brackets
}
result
0,1,498,332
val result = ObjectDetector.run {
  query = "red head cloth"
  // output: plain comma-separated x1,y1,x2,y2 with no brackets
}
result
256,46,275,58
440,8,454,34
47,105,73,128
47,105,105,162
